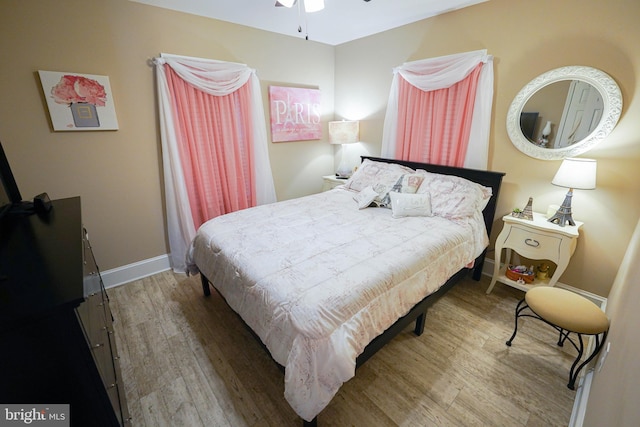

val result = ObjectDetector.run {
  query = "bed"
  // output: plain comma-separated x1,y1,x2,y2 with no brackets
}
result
186,156,504,425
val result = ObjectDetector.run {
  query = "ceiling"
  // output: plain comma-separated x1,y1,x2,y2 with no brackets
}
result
130,0,488,46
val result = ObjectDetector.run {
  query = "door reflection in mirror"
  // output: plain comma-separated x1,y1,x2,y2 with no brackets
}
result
520,80,603,149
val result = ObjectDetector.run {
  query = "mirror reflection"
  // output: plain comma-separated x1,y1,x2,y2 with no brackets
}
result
507,66,622,160
520,80,603,149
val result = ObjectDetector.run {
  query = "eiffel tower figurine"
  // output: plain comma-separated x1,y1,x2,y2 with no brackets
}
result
548,188,576,227
520,197,534,220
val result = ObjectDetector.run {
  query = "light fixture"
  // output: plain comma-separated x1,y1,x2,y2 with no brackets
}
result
329,120,359,179
548,158,597,227
275,0,324,12
540,120,552,147
304,0,325,13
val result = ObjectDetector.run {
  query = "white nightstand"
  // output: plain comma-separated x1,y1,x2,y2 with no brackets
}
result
322,175,348,192
486,212,583,294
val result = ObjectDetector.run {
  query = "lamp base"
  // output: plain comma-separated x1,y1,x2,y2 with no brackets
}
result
548,189,575,227
335,164,352,179
335,144,352,179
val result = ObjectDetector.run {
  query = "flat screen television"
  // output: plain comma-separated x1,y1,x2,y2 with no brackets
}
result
0,139,24,221
520,112,539,142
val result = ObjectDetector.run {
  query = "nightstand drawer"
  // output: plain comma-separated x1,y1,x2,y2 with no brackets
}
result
503,225,562,260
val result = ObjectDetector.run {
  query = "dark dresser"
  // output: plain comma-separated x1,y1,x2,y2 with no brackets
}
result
0,197,130,426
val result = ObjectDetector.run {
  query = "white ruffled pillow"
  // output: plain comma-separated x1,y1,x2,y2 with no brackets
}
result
344,159,414,193
417,172,491,219
389,192,432,218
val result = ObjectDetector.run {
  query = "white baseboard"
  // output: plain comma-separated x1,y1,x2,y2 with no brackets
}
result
481,258,607,308
101,254,171,289
569,368,593,427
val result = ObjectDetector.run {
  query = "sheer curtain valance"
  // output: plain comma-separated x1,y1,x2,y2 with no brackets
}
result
155,53,276,273
381,49,494,169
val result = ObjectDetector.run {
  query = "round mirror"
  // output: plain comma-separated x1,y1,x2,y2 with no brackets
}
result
507,66,622,160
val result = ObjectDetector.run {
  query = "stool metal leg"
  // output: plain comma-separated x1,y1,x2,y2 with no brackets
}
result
566,333,585,389
506,298,528,346
567,331,607,390
505,297,610,391
557,328,572,347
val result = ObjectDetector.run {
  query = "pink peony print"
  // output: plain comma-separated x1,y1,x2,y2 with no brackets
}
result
51,75,107,106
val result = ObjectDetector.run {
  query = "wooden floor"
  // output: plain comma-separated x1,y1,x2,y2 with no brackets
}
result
108,271,577,427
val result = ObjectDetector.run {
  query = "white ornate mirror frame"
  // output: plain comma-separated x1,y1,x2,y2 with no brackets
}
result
506,66,622,160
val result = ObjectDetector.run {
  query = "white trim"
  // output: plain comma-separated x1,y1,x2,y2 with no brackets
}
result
101,254,171,289
569,368,593,427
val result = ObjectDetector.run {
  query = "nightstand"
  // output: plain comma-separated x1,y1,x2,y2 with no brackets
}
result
486,212,583,294
322,175,348,191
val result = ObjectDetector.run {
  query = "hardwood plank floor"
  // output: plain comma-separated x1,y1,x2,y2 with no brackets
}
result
108,271,577,426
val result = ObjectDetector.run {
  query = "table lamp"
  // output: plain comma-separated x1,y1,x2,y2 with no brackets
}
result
328,120,359,178
540,120,552,147
548,158,596,227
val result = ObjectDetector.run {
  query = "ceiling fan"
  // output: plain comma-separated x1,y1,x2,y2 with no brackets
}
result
275,0,325,13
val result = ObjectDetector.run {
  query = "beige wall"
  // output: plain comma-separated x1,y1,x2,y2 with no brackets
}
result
1,1,637,420
1,0,638,298
584,218,640,426
335,0,640,297
0,0,334,271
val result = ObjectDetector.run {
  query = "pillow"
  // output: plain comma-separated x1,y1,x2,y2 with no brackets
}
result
344,159,415,193
389,191,432,218
377,173,425,207
417,172,492,219
353,185,379,209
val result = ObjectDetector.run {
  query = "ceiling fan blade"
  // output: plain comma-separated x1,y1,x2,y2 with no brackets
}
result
275,0,297,7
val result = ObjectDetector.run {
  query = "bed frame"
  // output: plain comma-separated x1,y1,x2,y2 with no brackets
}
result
199,156,505,426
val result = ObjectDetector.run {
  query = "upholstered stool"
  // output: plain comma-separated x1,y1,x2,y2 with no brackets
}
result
506,287,609,390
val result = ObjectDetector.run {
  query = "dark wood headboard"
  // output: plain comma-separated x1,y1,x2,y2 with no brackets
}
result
362,156,505,279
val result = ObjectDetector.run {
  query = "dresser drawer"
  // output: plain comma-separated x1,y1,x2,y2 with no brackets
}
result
502,225,562,260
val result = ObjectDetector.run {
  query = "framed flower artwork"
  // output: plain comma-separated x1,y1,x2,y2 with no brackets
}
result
38,70,119,131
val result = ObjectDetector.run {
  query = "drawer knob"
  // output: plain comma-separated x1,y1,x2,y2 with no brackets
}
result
525,238,540,247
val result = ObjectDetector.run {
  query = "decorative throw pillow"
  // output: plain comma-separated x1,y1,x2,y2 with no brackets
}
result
353,185,379,209
377,173,425,207
389,191,432,218
417,172,492,219
344,159,414,193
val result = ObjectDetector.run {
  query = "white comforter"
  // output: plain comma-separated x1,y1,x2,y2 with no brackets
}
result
187,187,488,421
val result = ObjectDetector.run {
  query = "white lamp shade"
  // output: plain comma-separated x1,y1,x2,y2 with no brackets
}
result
304,0,325,13
551,158,597,190
328,121,359,144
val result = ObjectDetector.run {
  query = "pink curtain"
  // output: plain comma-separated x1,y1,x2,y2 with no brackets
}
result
395,63,483,167
164,64,256,229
